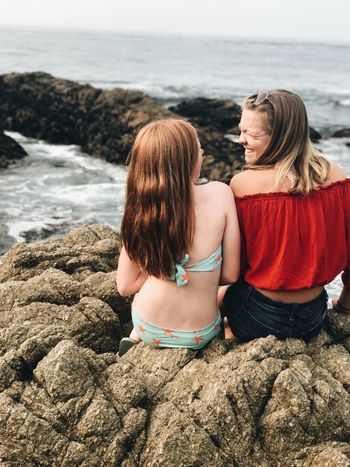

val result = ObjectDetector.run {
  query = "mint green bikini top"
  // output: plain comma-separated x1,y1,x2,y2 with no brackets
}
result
170,244,222,286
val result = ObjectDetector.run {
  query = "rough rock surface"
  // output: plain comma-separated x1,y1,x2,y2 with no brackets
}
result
0,72,327,183
0,224,349,465
170,97,241,133
0,131,27,169
0,72,173,165
0,72,244,182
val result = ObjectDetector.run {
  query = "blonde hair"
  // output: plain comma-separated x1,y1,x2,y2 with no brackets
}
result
120,119,199,278
242,89,330,194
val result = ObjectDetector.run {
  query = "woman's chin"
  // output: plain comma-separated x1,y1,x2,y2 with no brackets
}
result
244,153,257,165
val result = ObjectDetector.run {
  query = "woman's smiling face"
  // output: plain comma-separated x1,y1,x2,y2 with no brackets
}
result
238,109,271,165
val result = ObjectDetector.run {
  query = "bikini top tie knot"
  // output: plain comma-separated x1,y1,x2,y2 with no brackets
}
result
170,244,222,287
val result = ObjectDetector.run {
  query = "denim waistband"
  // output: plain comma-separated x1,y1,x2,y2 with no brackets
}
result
245,282,328,310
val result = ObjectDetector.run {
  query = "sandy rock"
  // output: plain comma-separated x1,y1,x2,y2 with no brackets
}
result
0,225,349,465
83,271,132,324
0,224,119,283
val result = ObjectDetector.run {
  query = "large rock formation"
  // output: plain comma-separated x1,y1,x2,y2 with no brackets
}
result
0,225,349,465
0,72,329,183
0,72,172,165
0,72,244,182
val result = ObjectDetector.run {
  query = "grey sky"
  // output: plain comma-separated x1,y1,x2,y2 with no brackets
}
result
1,0,350,44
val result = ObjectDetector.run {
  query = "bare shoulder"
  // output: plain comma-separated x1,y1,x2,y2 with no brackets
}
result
230,169,274,196
230,171,251,196
327,161,347,183
197,181,233,198
195,182,234,213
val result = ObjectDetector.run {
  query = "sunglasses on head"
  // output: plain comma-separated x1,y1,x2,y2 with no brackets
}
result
253,91,270,106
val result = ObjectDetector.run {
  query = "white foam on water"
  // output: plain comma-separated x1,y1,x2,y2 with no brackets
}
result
1,132,127,252
2,134,350,299
316,138,350,174
7,220,59,242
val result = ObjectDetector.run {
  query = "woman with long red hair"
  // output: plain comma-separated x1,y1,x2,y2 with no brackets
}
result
117,119,240,355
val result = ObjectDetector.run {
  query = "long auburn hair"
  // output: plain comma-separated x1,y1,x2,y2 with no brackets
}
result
120,119,200,278
242,89,330,194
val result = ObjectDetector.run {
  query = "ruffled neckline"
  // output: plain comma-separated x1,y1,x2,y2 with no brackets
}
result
235,178,350,201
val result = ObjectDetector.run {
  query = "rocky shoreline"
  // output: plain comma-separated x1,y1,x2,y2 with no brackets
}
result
0,72,246,183
1,73,350,464
0,224,350,465
2,72,348,182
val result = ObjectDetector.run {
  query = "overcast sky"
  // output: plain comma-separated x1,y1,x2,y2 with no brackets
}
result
1,0,350,44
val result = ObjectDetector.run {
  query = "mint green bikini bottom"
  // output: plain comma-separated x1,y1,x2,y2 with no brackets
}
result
132,305,222,350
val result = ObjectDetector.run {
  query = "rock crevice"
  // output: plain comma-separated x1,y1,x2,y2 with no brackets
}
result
0,224,349,465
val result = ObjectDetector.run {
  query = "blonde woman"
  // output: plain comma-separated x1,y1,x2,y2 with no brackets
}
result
117,119,240,355
220,89,350,341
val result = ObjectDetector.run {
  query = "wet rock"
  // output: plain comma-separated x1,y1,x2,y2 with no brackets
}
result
0,225,350,465
170,97,241,133
0,131,27,169
332,128,350,137
0,72,244,182
171,97,245,182
309,126,322,142
0,72,173,166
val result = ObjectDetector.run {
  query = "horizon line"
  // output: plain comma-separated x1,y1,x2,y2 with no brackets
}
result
1,23,350,48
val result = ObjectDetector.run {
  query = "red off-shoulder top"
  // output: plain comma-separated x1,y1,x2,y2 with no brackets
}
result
235,178,350,291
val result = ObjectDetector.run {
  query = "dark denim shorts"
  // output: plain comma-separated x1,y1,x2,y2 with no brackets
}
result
223,279,328,341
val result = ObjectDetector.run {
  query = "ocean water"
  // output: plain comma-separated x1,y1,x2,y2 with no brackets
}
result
0,132,127,254
0,26,349,297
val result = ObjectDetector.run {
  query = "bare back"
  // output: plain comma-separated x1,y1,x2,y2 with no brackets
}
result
133,181,240,329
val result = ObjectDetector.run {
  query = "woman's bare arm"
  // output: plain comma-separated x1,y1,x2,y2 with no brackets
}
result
116,246,148,297
219,184,241,285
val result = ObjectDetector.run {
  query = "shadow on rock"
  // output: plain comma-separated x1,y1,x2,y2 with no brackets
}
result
0,225,350,465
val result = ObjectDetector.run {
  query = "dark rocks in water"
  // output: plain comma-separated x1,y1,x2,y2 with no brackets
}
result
0,72,173,166
309,126,322,142
199,129,244,183
20,219,100,245
0,224,350,465
0,72,330,183
332,128,350,138
170,97,245,182
170,97,241,133
0,131,27,169
0,72,245,182
171,97,322,143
